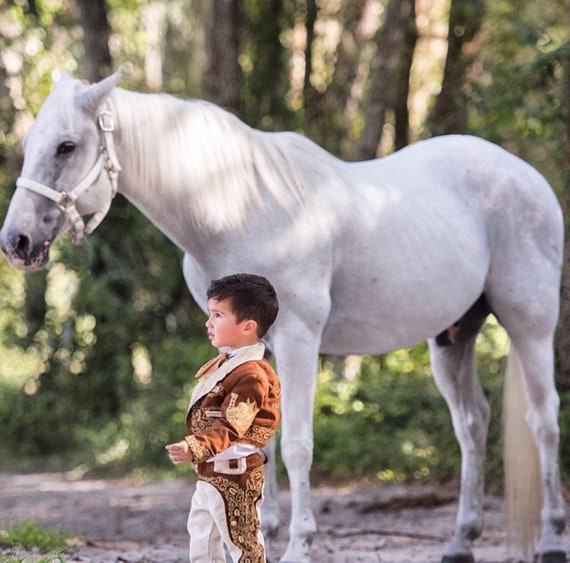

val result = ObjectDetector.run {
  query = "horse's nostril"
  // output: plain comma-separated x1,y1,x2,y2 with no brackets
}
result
14,234,31,257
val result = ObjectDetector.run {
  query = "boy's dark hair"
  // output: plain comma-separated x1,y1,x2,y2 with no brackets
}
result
207,273,279,337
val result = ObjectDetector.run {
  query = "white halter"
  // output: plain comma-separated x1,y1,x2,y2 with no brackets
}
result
15,108,122,246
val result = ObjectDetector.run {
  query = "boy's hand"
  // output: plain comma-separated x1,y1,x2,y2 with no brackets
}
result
165,440,193,465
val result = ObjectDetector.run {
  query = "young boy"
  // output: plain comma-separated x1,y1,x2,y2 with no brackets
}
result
166,273,281,563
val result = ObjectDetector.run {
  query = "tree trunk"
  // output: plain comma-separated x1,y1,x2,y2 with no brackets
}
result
554,53,570,392
204,0,242,117
428,0,485,135
22,270,48,347
393,0,417,151
74,0,113,82
241,0,287,126
304,0,370,157
303,0,318,96
354,0,416,160
144,1,168,91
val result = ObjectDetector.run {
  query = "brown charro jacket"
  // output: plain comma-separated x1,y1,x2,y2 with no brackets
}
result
184,343,281,464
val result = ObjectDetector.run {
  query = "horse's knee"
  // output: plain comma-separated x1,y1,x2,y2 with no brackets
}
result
527,409,560,451
280,438,313,471
462,404,490,441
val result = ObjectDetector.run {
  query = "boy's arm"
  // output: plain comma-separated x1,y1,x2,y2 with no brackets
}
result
184,368,270,464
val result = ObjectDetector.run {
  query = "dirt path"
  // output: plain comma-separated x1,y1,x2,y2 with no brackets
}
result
0,472,567,562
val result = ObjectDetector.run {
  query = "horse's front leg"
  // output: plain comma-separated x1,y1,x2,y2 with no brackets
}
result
428,337,491,563
273,337,320,563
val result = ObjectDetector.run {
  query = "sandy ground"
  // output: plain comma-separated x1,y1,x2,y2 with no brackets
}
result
0,472,568,562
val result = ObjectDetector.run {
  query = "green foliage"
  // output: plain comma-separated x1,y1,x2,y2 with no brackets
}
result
71,334,213,475
240,0,296,129
313,348,452,482
469,1,570,193
312,319,507,485
0,520,71,559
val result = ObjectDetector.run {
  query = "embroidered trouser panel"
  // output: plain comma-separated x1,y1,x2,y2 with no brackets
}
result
189,454,265,563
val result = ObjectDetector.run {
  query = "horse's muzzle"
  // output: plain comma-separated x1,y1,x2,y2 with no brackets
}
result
0,230,51,271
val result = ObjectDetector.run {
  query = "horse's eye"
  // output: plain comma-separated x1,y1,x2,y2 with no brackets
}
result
56,141,75,155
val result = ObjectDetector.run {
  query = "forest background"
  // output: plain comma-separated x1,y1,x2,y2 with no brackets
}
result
0,0,569,488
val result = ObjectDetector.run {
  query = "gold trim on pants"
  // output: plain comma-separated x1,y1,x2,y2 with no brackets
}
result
189,453,265,562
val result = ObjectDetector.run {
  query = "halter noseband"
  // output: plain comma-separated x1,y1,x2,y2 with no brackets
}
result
15,107,122,245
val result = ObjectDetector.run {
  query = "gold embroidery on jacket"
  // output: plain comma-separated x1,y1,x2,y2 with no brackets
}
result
226,393,259,434
190,408,212,434
185,435,212,463
244,424,274,446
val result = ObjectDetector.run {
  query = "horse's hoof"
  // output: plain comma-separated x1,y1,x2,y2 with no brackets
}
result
441,555,475,563
535,551,567,563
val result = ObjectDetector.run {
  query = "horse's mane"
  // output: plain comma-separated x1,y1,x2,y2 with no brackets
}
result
111,88,342,231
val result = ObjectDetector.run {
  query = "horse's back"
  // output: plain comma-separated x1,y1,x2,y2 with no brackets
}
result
355,135,559,208
344,134,563,264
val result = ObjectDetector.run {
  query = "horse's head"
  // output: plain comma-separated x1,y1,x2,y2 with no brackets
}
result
0,69,122,271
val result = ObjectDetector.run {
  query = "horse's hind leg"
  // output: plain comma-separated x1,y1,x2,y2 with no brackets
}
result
506,334,566,561
428,298,491,563
489,262,565,560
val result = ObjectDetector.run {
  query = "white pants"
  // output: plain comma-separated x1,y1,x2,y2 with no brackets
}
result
188,479,265,562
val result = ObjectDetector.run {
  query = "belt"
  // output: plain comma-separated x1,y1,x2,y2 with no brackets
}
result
197,452,264,477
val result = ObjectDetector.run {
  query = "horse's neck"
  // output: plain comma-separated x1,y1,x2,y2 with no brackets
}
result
110,89,256,252
109,88,328,256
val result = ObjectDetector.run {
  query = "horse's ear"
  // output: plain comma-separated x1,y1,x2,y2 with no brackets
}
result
75,68,122,114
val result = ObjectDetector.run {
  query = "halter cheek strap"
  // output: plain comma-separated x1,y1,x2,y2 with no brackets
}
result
15,107,122,246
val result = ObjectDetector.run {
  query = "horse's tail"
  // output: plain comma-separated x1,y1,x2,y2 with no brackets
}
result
503,344,542,560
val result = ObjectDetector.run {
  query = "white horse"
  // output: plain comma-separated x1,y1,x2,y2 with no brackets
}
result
0,70,566,563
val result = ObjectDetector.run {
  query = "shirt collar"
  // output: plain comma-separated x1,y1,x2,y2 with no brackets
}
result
226,342,263,358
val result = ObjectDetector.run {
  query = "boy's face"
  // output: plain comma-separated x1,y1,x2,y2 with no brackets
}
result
205,298,258,350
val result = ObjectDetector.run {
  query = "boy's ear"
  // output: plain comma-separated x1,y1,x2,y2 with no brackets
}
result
243,319,258,334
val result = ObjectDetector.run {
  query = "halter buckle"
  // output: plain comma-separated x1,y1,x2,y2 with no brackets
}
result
56,191,77,212
98,111,115,132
